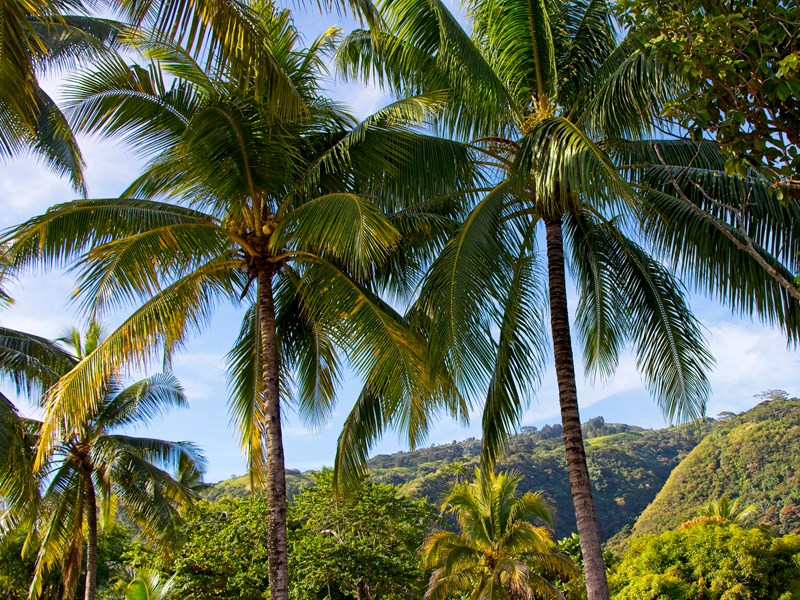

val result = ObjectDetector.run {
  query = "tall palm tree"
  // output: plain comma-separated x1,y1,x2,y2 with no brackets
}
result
2,7,475,598
0,323,205,600
330,1,715,598
422,469,575,600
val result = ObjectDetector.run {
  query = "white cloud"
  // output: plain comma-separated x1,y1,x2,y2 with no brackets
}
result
705,321,798,414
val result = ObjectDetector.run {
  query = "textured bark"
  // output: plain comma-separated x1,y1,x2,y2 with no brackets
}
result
545,218,610,600
356,579,373,600
83,474,98,600
257,269,290,600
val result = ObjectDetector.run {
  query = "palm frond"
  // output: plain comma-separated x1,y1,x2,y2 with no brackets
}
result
0,326,76,397
2,197,217,274
569,213,713,422
35,257,241,468
225,303,268,486
97,372,188,429
480,227,549,468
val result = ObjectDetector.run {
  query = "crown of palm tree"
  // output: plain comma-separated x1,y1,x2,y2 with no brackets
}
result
0,323,203,600
696,496,758,525
422,469,576,600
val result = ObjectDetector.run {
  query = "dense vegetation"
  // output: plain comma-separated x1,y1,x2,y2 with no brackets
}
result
204,416,706,540
4,396,800,598
633,393,800,538
0,0,798,597
609,522,800,599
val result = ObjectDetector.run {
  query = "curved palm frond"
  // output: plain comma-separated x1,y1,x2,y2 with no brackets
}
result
422,469,574,599
95,372,188,429
568,212,714,422
0,326,76,397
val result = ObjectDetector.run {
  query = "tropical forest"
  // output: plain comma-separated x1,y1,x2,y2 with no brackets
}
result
0,0,798,598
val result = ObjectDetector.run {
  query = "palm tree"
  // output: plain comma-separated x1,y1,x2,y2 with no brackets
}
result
422,469,576,600
2,7,475,599
119,568,176,600
695,496,757,525
330,1,716,597
0,323,204,600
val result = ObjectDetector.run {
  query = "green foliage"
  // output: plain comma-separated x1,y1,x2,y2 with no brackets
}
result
633,395,800,538
696,496,757,525
118,568,176,600
174,473,435,599
288,469,432,599
172,497,271,599
202,416,706,541
609,522,800,599
381,419,705,540
618,0,800,191
198,470,314,502
0,524,133,600
421,469,576,599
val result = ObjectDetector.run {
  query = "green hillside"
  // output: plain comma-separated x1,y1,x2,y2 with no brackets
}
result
203,416,707,540
373,418,706,540
199,469,315,501
631,393,800,539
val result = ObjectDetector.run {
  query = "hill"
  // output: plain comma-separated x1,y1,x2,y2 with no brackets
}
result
368,417,707,540
202,416,707,540
631,393,800,538
199,469,315,502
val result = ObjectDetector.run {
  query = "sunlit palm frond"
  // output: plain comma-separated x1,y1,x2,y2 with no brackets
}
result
422,470,574,599
65,54,198,153
73,219,232,316
2,197,217,273
96,372,188,429
469,0,557,101
35,257,242,468
113,0,306,115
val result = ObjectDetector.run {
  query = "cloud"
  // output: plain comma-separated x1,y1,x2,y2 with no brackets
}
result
704,321,798,414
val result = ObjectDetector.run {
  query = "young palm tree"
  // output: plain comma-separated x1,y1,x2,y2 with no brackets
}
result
119,568,177,600
696,496,758,525
422,469,575,600
331,1,715,597
0,323,204,600
2,7,475,599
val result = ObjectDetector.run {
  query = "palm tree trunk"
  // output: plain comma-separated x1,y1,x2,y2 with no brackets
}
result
356,579,373,600
257,269,290,600
83,474,98,600
544,217,610,600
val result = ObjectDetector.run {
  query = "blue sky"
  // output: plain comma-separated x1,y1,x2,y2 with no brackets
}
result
0,5,798,482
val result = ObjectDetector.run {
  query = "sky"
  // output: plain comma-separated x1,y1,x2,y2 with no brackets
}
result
1,5,798,483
